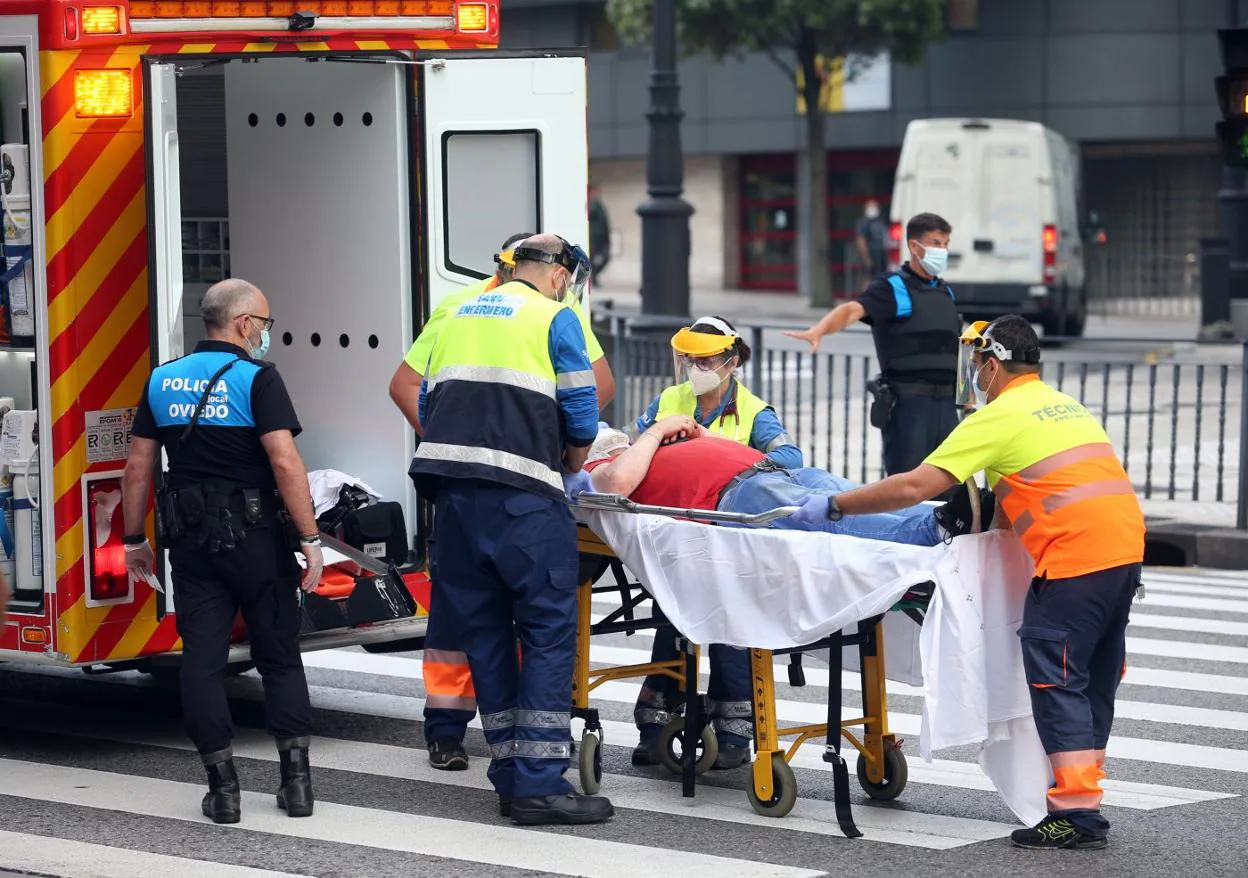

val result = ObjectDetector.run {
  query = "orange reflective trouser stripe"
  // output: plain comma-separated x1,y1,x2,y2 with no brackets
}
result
1047,750,1104,812
423,648,477,711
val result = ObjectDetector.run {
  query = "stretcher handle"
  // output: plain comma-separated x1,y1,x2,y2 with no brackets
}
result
573,492,801,526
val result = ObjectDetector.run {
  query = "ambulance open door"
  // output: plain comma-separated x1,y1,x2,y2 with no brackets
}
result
144,60,184,611
418,53,590,316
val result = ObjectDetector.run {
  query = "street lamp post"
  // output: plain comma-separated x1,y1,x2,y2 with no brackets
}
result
637,0,694,318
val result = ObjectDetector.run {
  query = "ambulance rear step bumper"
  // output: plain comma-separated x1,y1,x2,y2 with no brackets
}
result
226,615,428,664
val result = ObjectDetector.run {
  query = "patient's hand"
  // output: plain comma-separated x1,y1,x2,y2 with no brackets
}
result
653,415,702,444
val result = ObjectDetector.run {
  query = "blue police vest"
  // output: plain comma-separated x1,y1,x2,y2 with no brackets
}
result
148,350,263,432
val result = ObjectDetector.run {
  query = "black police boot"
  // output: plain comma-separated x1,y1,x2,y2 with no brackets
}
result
200,747,241,824
509,792,614,826
275,736,315,817
498,797,511,818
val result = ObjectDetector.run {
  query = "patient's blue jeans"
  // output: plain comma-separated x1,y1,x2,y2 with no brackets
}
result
717,468,943,546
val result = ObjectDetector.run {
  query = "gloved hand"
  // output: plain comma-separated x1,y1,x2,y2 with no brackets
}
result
563,469,595,499
786,494,833,526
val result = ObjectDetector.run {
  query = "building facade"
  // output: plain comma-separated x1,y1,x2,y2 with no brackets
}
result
504,0,1227,307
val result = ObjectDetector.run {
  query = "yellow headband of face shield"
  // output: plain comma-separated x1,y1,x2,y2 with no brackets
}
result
671,327,737,357
960,320,1013,362
493,248,517,269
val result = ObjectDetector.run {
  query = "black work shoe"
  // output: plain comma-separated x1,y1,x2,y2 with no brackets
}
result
631,739,660,766
935,484,995,538
275,736,315,818
510,792,615,826
499,797,511,818
711,743,751,771
428,738,470,771
1010,815,1107,850
200,748,241,824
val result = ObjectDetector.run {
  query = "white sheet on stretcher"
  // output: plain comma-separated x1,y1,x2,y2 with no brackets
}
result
582,509,1051,828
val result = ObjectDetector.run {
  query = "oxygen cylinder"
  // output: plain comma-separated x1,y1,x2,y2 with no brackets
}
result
0,395,14,587
11,453,39,596
1,143,33,347
1,408,38,596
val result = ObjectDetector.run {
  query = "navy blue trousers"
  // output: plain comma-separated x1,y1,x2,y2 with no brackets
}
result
428,481,578,798
1018,563,1141,837
881,391,958,476
635,627,753,748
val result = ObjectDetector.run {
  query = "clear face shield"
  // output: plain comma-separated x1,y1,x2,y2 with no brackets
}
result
670,326,738,395
956,320,1014,406
561,244,592,305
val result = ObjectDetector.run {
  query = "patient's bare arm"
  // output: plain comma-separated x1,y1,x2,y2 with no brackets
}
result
590,416,700,495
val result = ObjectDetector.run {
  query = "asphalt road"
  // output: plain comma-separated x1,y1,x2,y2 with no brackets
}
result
1,564,1246,877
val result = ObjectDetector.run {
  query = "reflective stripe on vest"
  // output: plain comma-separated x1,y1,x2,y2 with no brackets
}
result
411,281,566,498
654,380,768,445
992,441,1143,579
874,270,960,379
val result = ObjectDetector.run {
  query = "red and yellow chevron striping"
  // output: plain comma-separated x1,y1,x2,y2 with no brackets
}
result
37,35,459,665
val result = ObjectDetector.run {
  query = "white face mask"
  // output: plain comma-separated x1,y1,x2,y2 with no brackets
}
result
687,365,725,395
864,204,880,219
972,361,994,407
913,242,948,276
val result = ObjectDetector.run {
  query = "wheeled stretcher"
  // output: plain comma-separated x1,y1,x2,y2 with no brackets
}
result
570,493,937,837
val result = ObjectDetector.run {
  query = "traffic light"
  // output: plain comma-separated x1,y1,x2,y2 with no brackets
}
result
1215,28,1248,167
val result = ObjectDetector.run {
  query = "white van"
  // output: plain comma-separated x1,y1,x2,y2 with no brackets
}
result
888,118,1088,336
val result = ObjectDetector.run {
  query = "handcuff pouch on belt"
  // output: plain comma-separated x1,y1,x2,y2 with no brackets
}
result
866,374,895,429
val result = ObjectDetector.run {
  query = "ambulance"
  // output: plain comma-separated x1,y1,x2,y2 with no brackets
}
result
0,1,589,671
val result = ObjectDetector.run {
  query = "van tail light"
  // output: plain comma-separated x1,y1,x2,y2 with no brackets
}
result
888,222,902,269
87,477,134,604
1042,224,1058,284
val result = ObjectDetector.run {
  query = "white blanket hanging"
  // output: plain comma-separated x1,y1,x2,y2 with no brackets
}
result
581,509,1050,828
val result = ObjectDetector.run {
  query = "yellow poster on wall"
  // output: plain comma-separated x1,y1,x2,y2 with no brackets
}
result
795,52,891,115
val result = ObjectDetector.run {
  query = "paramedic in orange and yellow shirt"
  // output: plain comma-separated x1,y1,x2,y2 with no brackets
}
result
802,314,1145,852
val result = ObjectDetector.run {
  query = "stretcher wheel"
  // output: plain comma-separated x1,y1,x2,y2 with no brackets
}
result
857,746,908,801
747,753,798,818
657,718,718,776
578,732,603,795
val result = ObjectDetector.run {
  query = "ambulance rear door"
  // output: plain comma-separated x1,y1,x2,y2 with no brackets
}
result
144,60,184,611
417,52,589,320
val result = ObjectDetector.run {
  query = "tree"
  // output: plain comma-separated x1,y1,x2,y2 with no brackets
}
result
607,0,947,307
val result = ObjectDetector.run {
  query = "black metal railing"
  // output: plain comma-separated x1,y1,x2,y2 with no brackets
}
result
598,313,1247,527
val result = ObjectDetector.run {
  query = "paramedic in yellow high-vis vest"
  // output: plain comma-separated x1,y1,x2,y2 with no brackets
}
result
389,231,615,436
387,231,614,775
629,315,803,770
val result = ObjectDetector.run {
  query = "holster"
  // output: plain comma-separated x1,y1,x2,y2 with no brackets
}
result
866,374,896,430
155,485,185,543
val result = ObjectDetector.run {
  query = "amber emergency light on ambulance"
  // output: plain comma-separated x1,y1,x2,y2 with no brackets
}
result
0,0,590,672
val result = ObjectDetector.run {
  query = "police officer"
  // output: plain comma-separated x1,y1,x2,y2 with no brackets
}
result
409,234,613,826
121,278,323,825
792,315,1145,851
389,232,614,772
786,212,961,476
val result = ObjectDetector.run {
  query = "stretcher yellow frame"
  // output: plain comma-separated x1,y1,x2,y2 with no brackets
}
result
571,521,922,833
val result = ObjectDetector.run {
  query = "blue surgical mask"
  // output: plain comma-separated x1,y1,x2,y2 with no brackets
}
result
251,328,271,359
918,245,948,276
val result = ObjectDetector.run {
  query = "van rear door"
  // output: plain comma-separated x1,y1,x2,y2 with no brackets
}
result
972,133,1045,284
418,54,589,316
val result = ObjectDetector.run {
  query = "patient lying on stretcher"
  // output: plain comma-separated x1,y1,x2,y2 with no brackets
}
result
576,417,993,545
